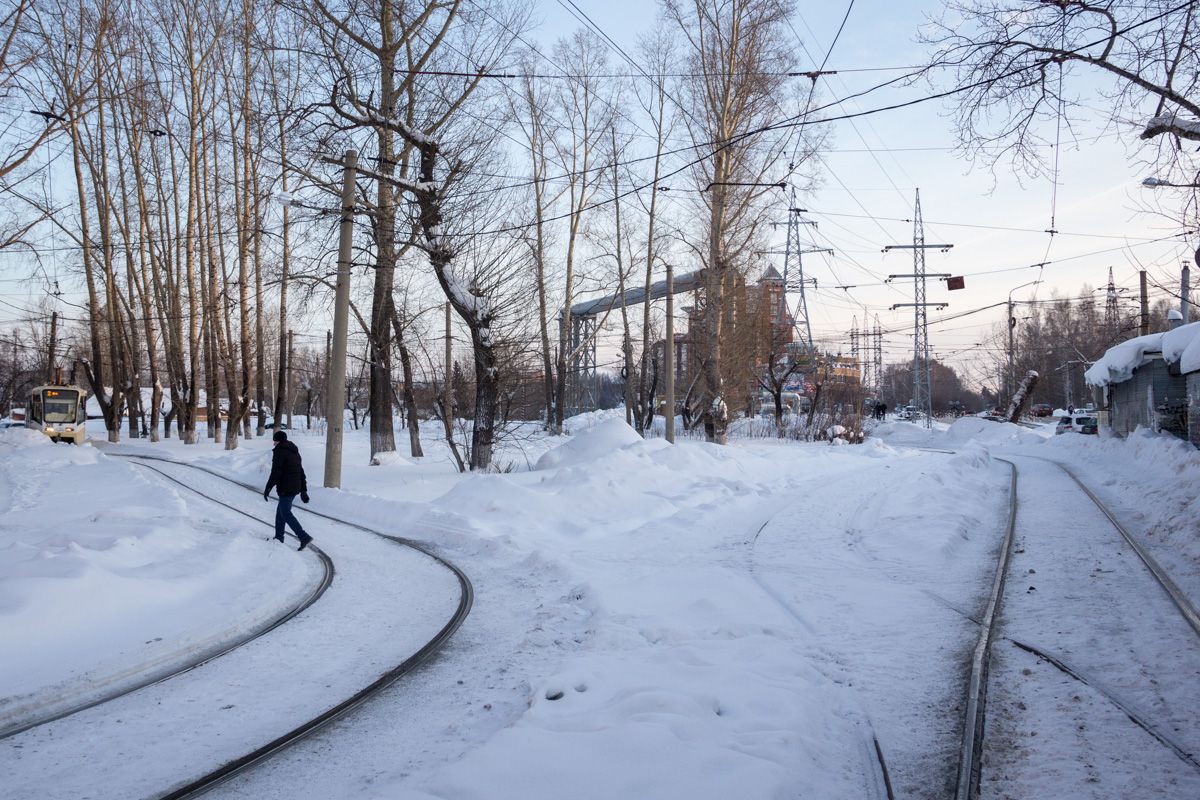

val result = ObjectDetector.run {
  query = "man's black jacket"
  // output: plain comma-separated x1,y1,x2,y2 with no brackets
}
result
266,440,308,498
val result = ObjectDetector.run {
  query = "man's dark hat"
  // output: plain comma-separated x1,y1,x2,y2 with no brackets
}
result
273,430,287,442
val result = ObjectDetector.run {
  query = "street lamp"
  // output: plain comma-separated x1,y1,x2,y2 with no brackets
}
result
1141,176,1200,188
1007,280,1042,401
1143,176,1200,323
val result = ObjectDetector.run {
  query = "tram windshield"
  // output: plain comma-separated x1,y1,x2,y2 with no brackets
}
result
41,390,79,423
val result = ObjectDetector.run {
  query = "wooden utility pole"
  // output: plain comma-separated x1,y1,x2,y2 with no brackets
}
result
324,150,357,489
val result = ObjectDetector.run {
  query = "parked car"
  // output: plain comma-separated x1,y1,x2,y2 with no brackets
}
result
0,419,23,430
1079,418,1099,435
1056,414,1096,435
1032,404,1054,417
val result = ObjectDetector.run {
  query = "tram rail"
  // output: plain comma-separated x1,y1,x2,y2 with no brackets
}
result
108,454,474,800
956,454,1200,799
0,461,335,741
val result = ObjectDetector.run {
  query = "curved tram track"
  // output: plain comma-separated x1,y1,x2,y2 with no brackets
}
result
3,452,473,800
0,462,334,741
958,456,1200,799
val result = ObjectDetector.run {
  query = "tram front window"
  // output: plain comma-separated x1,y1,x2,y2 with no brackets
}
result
42,393,78,423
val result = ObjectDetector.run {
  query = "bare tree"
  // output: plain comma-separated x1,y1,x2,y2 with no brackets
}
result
507,54,564,430
664,0,804,444
920,0,1200,179
548,29,617,434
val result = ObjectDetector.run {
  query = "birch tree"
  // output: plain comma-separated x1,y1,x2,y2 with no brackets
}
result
665,0,802,444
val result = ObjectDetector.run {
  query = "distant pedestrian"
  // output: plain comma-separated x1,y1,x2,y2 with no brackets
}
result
1068,404,1074,414
264,431,313,551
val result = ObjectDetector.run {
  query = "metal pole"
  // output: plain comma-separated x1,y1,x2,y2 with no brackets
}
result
1140,270,1150,336
1182,260,1191,324
665,263,675,443
46,310,57,384
1007,297,1014,402
324,149,356,489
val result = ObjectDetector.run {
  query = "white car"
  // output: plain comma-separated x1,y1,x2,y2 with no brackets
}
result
1055,414,1096,435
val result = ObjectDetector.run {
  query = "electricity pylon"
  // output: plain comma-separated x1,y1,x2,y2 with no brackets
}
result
885,190,953,428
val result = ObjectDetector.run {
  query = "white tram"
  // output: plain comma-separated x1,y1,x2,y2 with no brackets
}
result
27,385,87,444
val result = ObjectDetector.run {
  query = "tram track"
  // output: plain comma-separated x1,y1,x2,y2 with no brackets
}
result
0,463,335,742
110,453,475,800
2,450,473,800
957,453,1200,799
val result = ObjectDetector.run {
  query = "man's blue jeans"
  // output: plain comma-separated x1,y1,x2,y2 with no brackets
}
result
275,495,309,541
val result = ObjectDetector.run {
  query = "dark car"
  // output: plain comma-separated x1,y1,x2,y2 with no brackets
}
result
1079,419,1098,435
1032,404,1054,417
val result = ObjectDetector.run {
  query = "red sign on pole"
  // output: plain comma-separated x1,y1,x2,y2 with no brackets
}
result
947,276,965,290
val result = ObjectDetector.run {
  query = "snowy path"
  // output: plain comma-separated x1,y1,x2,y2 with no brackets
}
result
0,462,463,800
981,455,1200,798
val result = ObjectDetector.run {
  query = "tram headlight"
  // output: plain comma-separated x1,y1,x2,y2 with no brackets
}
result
45,426,55,432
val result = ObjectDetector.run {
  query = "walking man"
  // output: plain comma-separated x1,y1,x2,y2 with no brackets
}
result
264,431,313,551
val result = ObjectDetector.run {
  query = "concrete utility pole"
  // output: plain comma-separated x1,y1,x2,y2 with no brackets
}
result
886,190,952,429
286,329,294,430
665,263,675,444
444,302,453,426
324,150,357,489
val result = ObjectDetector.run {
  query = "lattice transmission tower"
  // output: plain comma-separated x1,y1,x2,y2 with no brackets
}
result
872,316,883,399
886,190,953,427
1104,266,1120,332
849,316,860,374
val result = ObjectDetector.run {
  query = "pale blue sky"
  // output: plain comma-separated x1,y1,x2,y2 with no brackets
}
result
533,0,1195,386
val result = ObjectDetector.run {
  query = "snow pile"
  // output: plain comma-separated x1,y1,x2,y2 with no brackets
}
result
370,449,411,467
0,430,317,730
562,407,628,435
867,420,945,446
848,442,1001,564
1085,331,1165,386
536,417,644,470
945,416,1046,446
409,435,911,798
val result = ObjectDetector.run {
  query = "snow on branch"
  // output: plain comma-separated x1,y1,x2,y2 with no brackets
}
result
356,165,437,197
368,110,439,148
1141,114,1200,141
442,271,492,322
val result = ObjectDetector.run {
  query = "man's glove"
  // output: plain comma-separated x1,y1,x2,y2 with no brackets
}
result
263,490,270,502
301,492,309,504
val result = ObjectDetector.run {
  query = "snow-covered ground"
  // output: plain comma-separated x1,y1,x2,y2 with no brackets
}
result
2,412,1198,798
